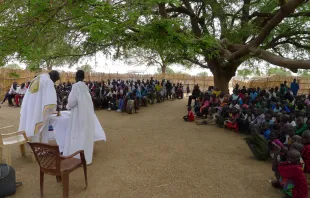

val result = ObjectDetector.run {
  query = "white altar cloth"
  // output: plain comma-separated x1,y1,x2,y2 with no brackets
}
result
49,111,106,152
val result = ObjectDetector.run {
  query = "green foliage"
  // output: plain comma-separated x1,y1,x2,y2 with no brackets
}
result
267,67,292,76
5,64,22,70
76,64,93,73
8,72,20,79
237,69,253,79
0,0,309,81
197,72,209,77
298,69,310,77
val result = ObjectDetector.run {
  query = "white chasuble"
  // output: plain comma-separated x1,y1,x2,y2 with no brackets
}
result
64,81,106,165
19,74,57,143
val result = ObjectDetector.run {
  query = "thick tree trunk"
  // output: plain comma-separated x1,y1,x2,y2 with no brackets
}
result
209,61,238,94
161,65,166,74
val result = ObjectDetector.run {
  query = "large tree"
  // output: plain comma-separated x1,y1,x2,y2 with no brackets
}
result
1,0,310,92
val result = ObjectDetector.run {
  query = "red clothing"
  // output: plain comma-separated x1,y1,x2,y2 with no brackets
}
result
278,162,308,198
238,93,245,100
188,111,195,122
301,144,310,173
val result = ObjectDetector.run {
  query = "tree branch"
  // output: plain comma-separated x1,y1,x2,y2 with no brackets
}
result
254,48,310,71
225,0,305,63
183,57,209,68
249,11,310,19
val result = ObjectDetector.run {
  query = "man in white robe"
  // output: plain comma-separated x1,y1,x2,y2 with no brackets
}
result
64,70,105,165
19,71,60,143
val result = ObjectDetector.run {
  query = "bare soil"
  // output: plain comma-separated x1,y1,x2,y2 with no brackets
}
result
0,99,281,198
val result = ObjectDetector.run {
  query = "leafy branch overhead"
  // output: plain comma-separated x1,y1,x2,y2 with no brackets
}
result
0,0,310,91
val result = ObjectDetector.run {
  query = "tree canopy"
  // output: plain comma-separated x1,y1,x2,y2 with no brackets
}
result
1,0,310,91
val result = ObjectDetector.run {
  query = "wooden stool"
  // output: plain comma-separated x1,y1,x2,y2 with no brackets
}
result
0,131,28,165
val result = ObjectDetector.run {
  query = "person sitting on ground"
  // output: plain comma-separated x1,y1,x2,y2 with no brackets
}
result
261,122,271,140
216,105,230,128
7,82,18,107
295,116,308,136
290,135,302,145
188,85,201,107
140,86,148,107
272,148,308,198
205,107,218,125
15,83,27,107
183,107,195,122
301,130,310,173
225,108,239,132
245,132,270,161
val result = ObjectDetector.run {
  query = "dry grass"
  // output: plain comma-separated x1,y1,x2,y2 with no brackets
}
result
0,99,281,198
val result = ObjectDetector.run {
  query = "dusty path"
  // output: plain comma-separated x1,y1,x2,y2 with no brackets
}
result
0,99,281,198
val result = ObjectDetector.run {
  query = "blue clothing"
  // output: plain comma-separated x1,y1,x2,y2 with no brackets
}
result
141,89,148,97
136,90,142,98
263,129,271,140
250,92,258,101
284,105,291,113
290,82,299,96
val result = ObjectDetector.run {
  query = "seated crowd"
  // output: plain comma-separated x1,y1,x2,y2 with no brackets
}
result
55,78,185,113
185,79,309,197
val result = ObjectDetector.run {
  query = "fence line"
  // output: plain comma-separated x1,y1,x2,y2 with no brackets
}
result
2,68,309,98
0,69,214,98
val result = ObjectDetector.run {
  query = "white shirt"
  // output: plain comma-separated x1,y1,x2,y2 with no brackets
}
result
8,85,17,94
17,87,27,94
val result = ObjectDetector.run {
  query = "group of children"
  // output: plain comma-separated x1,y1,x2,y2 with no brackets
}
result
56,78,186,113
184,83,309,197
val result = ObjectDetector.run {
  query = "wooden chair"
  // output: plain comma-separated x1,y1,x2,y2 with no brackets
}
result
0,130,28,165
28,142,88,198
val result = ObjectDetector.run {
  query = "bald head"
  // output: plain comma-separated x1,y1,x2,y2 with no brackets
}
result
286,150,301,164
289,142,304,152
302,130,310,145
49,70,60,83
291,135,302,144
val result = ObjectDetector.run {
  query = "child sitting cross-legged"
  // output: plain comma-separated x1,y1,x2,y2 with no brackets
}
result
183,107,195,122
225,108,239,132
271,147,308,198
205,107,218,125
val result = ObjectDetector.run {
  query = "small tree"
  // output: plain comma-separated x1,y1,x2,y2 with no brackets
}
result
197,72,209,77
267,68,292,76
237,69,253,80
76,64,93,73
298,70,310,77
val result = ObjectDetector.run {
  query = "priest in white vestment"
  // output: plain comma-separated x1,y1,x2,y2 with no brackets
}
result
19,71,60,143
64,70,105,165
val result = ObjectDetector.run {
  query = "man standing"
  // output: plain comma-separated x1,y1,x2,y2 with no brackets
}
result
64,70,105,165
290,79,300,96
19,71,60,143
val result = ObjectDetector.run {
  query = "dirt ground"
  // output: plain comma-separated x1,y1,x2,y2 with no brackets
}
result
0,99,281,198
